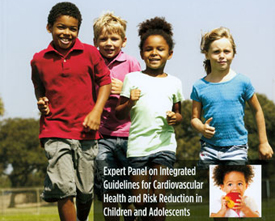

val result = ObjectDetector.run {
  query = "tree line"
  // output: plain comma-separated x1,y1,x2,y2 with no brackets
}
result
0,94,275,190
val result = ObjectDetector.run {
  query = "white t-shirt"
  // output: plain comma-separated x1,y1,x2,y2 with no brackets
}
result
120,71,183,157
210,196,259,217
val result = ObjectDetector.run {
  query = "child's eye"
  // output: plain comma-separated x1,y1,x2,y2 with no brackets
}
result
57,25,65,30
70,27,78,32
99,37,107,41
144,47,152,52
238,183,243,186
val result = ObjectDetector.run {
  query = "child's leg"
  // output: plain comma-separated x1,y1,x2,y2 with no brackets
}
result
58,197,76,221
75,140,98,221
150,163,169,221
76,199,93,221
96,137,135,221
41,138,78,220
130,172,151,221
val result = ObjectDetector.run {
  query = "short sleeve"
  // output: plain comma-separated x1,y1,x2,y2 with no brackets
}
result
91,48,111,86
120,74,132,98
130,59,141,73
190,85,200,102
243,77,255,101
173,79,184,103
31,54,45,98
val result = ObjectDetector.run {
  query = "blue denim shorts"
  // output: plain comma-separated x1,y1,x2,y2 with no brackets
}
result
198,140,248,169
41,138,98,203
128,151,176,169
95,136,131,199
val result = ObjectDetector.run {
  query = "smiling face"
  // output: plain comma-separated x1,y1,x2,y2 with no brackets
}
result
205,37,235,73
94,30,126,60
141,35,173,74
47,15,79,55
221,171,248,196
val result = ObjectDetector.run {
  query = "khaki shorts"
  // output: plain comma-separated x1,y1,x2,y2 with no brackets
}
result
41,138,98,203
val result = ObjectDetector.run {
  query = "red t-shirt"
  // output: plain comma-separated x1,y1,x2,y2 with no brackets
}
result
31,38,111,140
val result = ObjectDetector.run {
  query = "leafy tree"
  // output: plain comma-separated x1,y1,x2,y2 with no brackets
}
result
0,97,4,116
0,118,47,187
0,118,47,207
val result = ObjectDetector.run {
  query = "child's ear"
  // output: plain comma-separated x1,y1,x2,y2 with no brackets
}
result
46,24,52,33
168,50,173,60
140,50,144,60
220,185,225,192
122,37,127,48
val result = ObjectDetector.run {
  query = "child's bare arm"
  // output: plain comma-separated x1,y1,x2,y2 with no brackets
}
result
191,100,215,138
83,83,111,130
166,101,182,125
115,89,140,120
248,94,273,159
234,196,259,217
210,196,227,217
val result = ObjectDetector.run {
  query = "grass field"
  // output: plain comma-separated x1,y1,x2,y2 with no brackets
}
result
1,199,275,221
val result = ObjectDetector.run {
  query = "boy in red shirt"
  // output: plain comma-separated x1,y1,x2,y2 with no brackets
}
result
31,2,111,221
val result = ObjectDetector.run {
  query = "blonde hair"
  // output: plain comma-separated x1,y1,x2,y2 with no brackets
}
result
93,12,127,40
201,27,236,75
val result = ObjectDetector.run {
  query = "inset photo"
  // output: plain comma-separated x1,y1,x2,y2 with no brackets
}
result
209,165,261,218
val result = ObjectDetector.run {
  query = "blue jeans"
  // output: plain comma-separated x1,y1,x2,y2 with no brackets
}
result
95,136,130,199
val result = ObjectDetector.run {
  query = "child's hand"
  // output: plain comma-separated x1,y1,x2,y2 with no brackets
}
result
203,117,215,138
234,195,260,217
111,78,123,95
233,194,246,210
130,88,141,103
210,195,228,217
259,142,273,160
166,111,177,125
83,109,101,131
220,195,228,212
37,97,50,115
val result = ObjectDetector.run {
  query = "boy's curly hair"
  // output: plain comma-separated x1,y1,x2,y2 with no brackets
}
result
47,2,82,29
212,165,254,186
138,17,174,51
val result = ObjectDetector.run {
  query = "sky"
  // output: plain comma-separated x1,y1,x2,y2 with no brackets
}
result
1,0,275,119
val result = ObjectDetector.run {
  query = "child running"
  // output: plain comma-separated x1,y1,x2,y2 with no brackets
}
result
210,165,259,217
116,17,183,221
93,12,141,221
190,27,273,168
31,2,111,221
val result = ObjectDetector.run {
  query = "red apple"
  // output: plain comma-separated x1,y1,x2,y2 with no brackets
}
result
225,192,241,208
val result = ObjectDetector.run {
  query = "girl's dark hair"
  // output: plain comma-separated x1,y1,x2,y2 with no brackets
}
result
47,2,82,29
212,165,254,186
138,17,174,51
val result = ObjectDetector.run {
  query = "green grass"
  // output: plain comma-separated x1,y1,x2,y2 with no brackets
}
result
1,199,275,221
